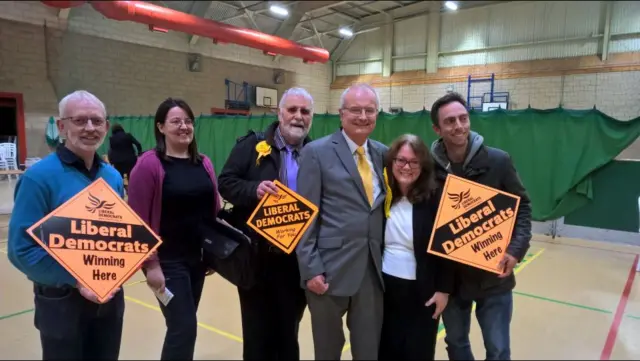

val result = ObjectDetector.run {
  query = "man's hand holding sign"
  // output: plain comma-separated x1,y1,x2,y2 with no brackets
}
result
246,180,319,255
498,253,518,278
26,178,162,304
427,174,521,276
256,180,280,198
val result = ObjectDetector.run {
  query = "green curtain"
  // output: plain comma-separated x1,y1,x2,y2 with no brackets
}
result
97,107,640,222
564,160,640,233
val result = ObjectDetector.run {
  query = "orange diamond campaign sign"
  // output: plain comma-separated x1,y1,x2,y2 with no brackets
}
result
246,180,319,254
26,178,162,303
427,174,521,274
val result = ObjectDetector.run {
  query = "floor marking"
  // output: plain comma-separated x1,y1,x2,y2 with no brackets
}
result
0,308,34,321
123,279,145,287
512,291,613,314
346,249,546,354
342,342,350,353
600,254,638,360
0,276,146,322
534,238,640,256
626,314,640,321
0,249,543,354
124,295,244,343
435,248,545,341
0,253,247,349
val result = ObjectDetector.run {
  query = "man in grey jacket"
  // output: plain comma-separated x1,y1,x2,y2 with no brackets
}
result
296,83,387,360
429,92,532,360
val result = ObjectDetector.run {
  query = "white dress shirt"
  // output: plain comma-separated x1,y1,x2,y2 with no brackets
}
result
382,197,416,280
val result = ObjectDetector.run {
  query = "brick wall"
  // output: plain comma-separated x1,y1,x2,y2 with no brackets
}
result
330,72,640,159
0,1,332,158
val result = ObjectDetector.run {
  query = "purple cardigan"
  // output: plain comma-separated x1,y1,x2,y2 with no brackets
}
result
128,150,222,267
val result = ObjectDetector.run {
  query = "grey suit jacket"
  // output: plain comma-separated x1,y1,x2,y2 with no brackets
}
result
295,130,388,297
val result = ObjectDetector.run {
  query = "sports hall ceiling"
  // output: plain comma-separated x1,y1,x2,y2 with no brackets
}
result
144,1,507,57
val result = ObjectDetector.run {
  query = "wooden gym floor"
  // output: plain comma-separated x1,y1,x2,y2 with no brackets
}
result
1,213,639,360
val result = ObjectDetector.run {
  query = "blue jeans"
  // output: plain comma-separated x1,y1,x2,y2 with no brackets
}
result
442,291,513,360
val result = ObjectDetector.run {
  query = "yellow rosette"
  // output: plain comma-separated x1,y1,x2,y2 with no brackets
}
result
383,167,392,218
255,140,271,166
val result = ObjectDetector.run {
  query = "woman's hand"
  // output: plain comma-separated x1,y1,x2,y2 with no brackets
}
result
145,264,166,293
425,291,449,319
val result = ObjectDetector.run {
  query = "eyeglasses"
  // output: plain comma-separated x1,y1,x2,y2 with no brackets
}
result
343,107,378,116
61,116,106,127
168,117,194,127
394,158,420,169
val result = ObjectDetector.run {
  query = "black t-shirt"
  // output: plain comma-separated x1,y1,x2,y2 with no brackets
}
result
158,156,215,262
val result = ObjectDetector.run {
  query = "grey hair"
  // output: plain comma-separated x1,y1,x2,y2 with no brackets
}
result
339,83,381,110
278,87,314,110
59,90,107,118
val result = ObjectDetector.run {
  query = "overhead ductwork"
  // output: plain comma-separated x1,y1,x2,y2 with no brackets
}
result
40,0,330,64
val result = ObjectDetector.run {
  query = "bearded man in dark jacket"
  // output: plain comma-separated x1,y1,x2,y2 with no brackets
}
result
217,87,314,361
429,92,532,361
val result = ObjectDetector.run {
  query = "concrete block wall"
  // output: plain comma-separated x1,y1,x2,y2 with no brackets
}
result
0,1,332,158
330,72,640,159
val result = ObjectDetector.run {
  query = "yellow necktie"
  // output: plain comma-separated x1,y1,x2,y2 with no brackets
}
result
356,146,374,205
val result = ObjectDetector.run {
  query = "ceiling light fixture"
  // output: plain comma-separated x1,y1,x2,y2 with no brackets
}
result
445,1,458,10
269,4,289,17
339,28,353,37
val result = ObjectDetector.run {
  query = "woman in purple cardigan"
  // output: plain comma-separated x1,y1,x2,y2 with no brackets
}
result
128,98,221,360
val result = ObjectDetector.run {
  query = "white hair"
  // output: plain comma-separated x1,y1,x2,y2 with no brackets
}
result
339,83,381,110
278,87,314,110
58,90,107,118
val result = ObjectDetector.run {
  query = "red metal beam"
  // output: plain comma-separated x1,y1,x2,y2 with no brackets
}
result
40,1,330,63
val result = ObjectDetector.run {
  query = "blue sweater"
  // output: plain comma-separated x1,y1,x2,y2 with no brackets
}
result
8,152,124,288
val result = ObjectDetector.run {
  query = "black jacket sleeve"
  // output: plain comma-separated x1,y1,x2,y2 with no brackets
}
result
129,133,142,155
217,135,261,208
501,154,532,262
429,188,456,294
434,256,456,294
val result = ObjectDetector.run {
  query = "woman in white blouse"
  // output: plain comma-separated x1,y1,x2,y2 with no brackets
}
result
378,134,454,360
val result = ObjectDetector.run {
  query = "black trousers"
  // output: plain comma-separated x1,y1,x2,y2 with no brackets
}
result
237,248,307,360
111,159,137,185
34,284,125,360
379,272,440,361
156,260,207,360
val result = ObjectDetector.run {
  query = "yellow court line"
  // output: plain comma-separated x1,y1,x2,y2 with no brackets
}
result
121,278,245,343
343,248,546,354
0,244,544,352
0,253,242,344
123,279,145,287
434,248,546,340
124,295,244,343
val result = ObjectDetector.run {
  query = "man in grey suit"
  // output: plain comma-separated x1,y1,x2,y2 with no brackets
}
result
296,83,388,360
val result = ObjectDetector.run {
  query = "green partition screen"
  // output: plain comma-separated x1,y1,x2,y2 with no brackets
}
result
97,107,640,223
564,160,640,233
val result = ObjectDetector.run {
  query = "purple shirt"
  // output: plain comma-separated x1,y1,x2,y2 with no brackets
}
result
285,145,299,192
274,128,301,192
